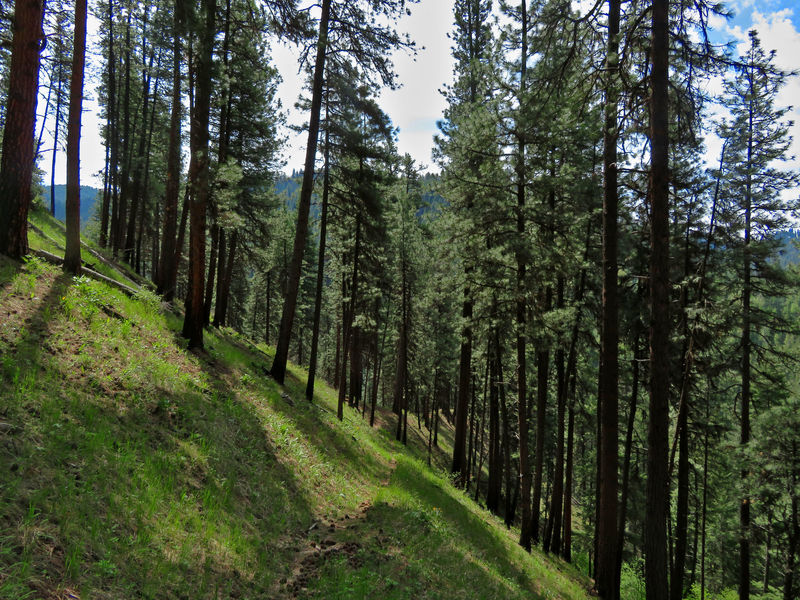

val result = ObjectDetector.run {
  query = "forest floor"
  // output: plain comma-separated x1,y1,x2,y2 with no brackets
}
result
0,206,591,599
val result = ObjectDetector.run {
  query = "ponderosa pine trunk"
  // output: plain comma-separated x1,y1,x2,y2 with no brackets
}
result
64,0,88,275
271,0,331,383
515,0,532,552
501,376,514,527
532,289,552,546
306,101,331,401
486,331,502,515
597,0,621,593
99,0,116,248
157,0,183,300
645,0,671,597
545,276,567,556
214,229,236,327
50,59,63,219
181,0,216,349
124,40,156,265
739,65,755,600
617,330,642,584
0,0,44,259
113,11,133,258
204,223,219,323
784,456,797,600
338,218,360,420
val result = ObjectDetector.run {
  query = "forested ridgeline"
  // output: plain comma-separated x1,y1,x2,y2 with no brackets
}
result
0,0,799,599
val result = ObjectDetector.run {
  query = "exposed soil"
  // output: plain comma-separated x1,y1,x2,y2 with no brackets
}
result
275,459,397,599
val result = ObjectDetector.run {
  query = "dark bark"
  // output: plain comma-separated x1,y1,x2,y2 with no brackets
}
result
453,273,473,485
265,270,272,345
271,0,331,383
350,328,362,409
63,0,87,275
157,0,183,300
214,229,236,327
563,400,575,563
617,330,642,584
784,453,797,600
486,323,502,515
305,104,331,401
124,41,156,265
739,68,755,600
515,0,532,553
501,374,514,527
0,0,44,258
204,223,219,324
597,0,621,593
99,0,117,248
50,58,63,219
645,0,671,597
113,11,133,257
532,322,551,546
174,185,190,282
181,0,216,349
338,217,360,420
545,277,567,556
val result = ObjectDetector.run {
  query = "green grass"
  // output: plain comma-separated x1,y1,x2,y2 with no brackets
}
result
0,213,591,599
27,204,144,287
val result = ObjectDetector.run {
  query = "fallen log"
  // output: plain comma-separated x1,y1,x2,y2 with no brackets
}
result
29,248,140,297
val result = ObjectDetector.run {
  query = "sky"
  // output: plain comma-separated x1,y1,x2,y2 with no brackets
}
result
43,0,800,187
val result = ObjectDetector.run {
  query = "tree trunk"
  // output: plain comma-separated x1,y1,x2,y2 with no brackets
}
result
306,101,331,401
645,0,671,597
532,337,550,546
63,0,87,275
563,400,575,563
181,0,216,349
271,0,331,383
214,229,236,328
617,330,642,584
157,0,183,300
124,41,156,265
596,0,621,593
204,223,219,323
545,277,567,556
453,272,474,485
113,11,133,258
50,59,63,219
739,70,755,600
486,333,502,514
0,0,44,259
784,454,797,600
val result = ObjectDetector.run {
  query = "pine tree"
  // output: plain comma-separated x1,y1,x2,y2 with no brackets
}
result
0,0,44,258
716,30,800,600
270,0,416,384
63,0,88,274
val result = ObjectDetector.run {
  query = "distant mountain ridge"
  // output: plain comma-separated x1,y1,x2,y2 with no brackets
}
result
44,185,101,228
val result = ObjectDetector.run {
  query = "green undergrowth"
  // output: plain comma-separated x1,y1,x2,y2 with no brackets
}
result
27,205,143,287
0,216,590,599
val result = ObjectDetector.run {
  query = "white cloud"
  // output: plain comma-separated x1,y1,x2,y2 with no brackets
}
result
747,10,800,171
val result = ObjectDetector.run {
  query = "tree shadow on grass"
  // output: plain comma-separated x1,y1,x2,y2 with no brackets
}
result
303,455,587,600
0,254,24,289
0,273,316,599
198,334,394,511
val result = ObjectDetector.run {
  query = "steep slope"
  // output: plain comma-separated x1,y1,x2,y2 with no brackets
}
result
0,209,590,599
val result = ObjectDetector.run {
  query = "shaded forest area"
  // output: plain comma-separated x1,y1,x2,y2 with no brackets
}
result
1,0,799,599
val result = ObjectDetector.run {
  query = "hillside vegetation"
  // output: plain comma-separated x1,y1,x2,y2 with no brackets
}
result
0,208,590,599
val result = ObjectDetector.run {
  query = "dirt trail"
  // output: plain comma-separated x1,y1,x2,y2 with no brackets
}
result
274,458,396,598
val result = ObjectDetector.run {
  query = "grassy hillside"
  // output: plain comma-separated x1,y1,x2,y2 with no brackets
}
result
0,209,591,599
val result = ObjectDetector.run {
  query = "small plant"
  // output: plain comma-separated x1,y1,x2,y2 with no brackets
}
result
95,558,117,578
133,287,162,312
